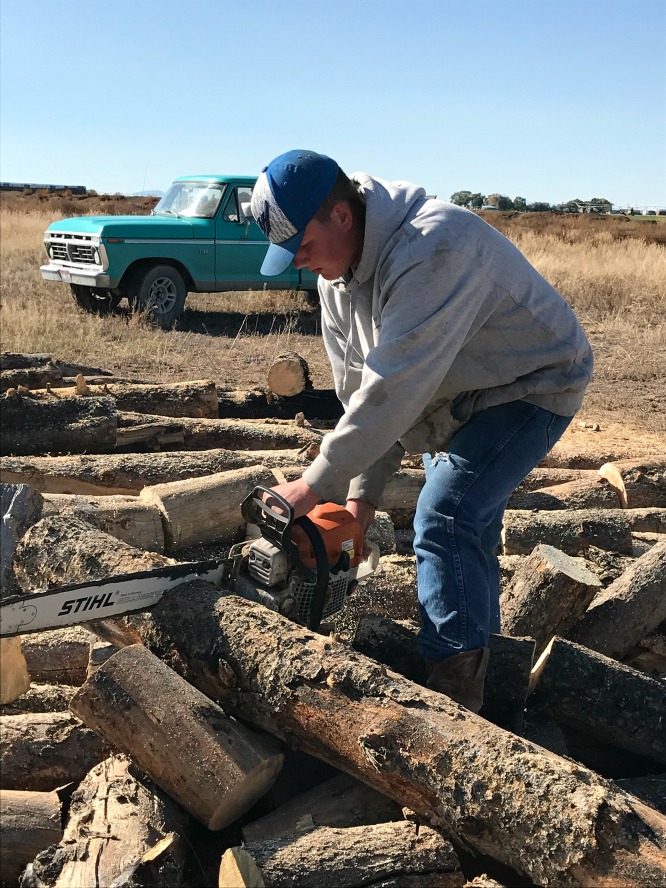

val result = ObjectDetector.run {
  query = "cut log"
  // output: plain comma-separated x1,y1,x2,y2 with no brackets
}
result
508,477,621,510
135,584,666,886
0,711,107,790
516,467,601,492
218,388,343,421
87,639,117,676
500,544,601,654
532,637,666,765
118,411,323,451
1,364,64,393
0,683,78,716
1,483,44,596
140,464,281,550
0,789,63,884
0,353,113,377
42,492,165,552
1,448,317,496
241,772,401,843
218,847,266,888
71,643,284,829
44,378,219,418
567,542,666,659
0,638,31,705
234,821,463,888
20,626,93,685
501,508,635,555
266,352,312,397
0,392,117,456
598,458,666,508
351,617,535,733
21,755,189,888
615,776,666,816
378,469,425,528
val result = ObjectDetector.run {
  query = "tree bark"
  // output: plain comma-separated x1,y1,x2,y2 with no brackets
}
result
44,379,219,419
1,448,316,496
0,638,31,704
42,492,165,552
117,411,323,451
70,643,284,830
0,789,63,885
501,508,635,555
1,364,63,393
598,458,666,508
21,755,190,888
134,584,666,887
500,544,602,654
266,352,312,397
241,772,402,843
567,542,666,659
378,469,425,528
140,465,281,551
515,467,601,491
235,821,463,888
532,637,666,766
0,353,113,377
1,683,78,716
1,483,44,597
0,393,117,456
20,626,94,685
217,388,343,421
508,478,622,511
0,711,107,791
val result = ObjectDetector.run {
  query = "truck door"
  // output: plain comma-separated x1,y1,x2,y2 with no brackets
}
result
214,185,296,289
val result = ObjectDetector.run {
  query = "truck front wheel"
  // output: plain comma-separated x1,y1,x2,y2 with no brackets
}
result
70,285,121,315
127,265,186,329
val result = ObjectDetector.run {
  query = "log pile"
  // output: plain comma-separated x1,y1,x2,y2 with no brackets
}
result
2,352,666,887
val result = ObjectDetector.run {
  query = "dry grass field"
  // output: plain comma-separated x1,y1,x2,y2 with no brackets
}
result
1,195,665,444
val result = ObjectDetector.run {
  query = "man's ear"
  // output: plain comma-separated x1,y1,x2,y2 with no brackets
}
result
330,201,354,231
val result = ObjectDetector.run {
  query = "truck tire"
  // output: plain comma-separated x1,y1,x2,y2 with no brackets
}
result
127,264,187,329
70,285,121,315
302,289,320,308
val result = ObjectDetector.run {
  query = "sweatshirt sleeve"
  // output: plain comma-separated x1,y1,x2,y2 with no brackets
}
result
302,240,486,503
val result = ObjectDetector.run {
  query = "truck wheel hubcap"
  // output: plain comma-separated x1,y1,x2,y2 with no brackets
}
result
148,277,177,312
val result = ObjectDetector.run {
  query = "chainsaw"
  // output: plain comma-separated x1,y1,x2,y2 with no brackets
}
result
0,486,379,639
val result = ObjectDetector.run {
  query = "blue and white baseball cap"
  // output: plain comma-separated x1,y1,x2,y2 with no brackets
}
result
251,149,340,276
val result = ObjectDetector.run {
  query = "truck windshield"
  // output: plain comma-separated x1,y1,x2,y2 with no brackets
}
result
154,182,226,219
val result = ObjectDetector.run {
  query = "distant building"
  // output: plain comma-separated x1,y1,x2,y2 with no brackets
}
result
0,182,86,195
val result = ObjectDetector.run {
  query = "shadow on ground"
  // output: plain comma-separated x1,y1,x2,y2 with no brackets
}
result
113,305,322,338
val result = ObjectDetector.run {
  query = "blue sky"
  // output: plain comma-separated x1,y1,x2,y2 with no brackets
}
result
1,0,664,207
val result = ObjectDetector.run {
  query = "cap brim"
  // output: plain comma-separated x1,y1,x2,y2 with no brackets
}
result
260,230,305,276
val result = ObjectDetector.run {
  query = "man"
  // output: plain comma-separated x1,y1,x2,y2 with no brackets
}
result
251,149,593,712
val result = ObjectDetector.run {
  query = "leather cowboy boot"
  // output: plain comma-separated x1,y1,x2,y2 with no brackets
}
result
426,647,490,713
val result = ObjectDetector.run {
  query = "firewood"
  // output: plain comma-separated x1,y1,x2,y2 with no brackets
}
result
217,387,343,421
378,469,425,528
86,639,117,676
598,458,666,508
20,626,93,685
0,788,63,884
0,638,31,704
1,364,64,393
218,847,266,888
516,467,601,491
0,353,113,378
135,584,666,886
508,476,621,510
140,465,281,551
532,637,666,765
463,878,505,888
351,616,535,732
21,755,189,888
567,542,666,659
0,711,107,790
117,410,323,451
43,378,219,419
1,448,317,496
267,352,312,397
241,772,401,843
1,392,117,456
233,821,463,888
0,683,78,715
71,643,284,829
42,492,165,552
500,544,601,653
501,508,635,555
615,775,666,815
1,483,44,596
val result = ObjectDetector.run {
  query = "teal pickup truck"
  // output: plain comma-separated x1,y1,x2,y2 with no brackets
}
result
40,175,318,328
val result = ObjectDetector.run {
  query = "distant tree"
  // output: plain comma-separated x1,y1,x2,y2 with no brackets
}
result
590,197,612,205
513,196,527,211
450,190,473,206
486,194,514,211
527,202,551,212
469,192,485,208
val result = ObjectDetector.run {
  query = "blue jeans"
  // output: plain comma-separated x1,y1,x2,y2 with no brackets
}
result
414,401,573,661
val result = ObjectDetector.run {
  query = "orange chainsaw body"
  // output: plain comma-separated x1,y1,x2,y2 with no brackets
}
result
291,503,364,569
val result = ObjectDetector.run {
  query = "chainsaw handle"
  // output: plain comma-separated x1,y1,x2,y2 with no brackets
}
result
241,485,295,548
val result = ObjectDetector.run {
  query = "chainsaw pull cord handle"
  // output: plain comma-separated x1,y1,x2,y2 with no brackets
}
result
294,514,330,633
241,486,330,633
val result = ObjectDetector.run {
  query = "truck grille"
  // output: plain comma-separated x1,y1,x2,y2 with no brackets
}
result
47,233,98,265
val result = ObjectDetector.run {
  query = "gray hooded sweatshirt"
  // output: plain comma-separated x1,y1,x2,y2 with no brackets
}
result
301,173,593,506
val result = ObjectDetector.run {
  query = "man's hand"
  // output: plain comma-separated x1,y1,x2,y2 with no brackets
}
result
266,478,321,519
345,499,376,557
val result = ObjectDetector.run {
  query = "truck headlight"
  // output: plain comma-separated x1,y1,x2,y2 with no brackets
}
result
92,247,101,265
45,243,53,259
